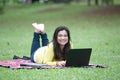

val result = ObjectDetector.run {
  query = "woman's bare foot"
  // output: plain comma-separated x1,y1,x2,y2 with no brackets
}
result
32,23,45,34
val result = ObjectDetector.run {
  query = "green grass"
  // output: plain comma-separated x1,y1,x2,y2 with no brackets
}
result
0,1,120,80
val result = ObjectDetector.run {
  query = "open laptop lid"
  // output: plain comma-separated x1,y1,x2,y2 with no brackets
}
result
65,48,92,67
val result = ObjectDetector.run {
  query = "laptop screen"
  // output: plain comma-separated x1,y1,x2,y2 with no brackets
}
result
65,48,92,67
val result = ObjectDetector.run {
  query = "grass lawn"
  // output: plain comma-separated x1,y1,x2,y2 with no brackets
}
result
0,1,120,80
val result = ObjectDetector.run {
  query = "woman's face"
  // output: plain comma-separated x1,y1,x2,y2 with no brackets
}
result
57,30,68,47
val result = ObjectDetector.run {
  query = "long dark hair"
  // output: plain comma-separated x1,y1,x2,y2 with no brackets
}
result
52,26,71,61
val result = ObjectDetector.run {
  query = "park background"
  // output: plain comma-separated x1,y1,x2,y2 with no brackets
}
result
0,0,120,80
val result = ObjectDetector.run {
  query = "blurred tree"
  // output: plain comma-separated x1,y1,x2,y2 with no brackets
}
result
102,0,114,5
87,0,99,6
87,0,90,6
0,6,4,14
0,0,8,14
0,0,8,6
32,0,39,3
87,0,114,6
54,0,72,3
95,0,98,5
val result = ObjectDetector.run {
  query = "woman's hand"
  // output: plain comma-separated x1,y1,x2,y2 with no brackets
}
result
56,61,66,67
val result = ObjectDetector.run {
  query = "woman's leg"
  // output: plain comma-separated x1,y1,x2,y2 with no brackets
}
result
41,33,49,46
30,32,40,62
31,23,48,62
30,32,49,62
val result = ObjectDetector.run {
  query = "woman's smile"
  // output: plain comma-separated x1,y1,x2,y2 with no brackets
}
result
57,30,68,46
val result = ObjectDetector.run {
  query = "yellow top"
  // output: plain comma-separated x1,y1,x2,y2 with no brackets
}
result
34,42,58,66
34,42,72,66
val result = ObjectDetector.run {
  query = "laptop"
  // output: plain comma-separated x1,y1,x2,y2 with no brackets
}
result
65,48,92,67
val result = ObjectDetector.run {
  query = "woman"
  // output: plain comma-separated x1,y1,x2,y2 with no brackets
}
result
30,23,72,67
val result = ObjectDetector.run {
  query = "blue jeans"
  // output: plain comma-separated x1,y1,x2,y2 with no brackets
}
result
30,32,49,62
